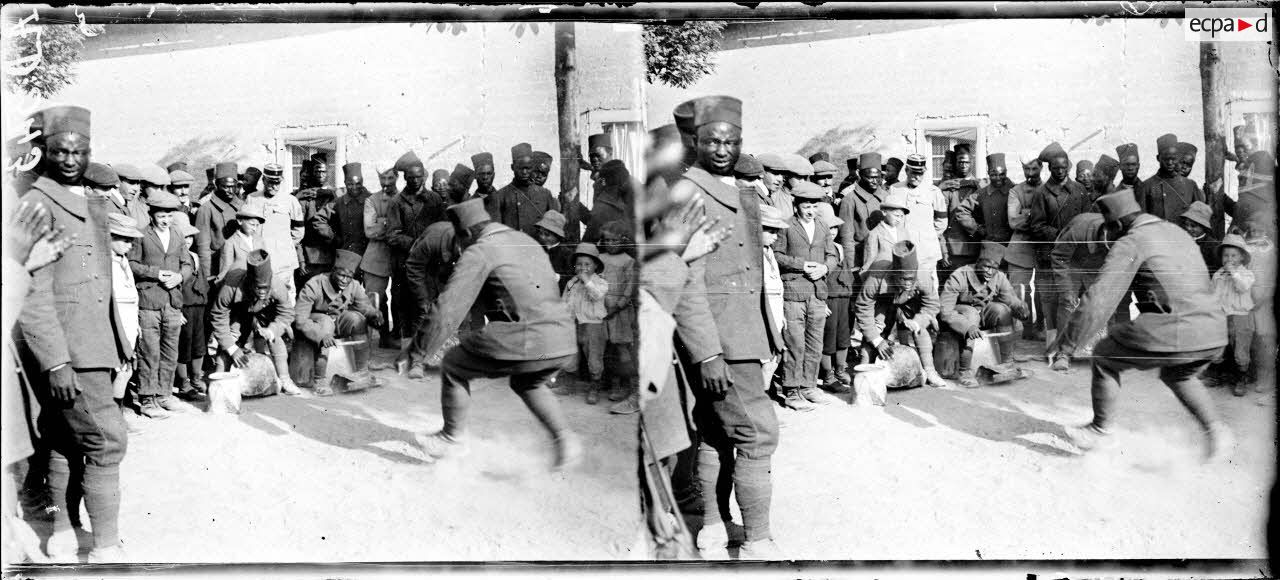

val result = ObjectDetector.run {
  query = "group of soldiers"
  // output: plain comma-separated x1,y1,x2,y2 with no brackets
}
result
637,93,1276,559
2,104,635,563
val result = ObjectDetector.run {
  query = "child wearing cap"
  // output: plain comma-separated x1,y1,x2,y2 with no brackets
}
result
598,220,639,414
1212,235,1257,396
175,224,210,399
108,215,142,405
759,205,788,390
860,190,912,279
818,206,856,393
560,242,609,404
214,207,266,283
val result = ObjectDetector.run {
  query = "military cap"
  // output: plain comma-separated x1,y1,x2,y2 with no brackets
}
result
880,190,911,213
310,152,328,164
977,241,1006,266
905,153,928,173
1076,160,1094,173
587,133,611,150
431,169,450,183
342,162,362,178
691,95,742,129
1115,143,1139,160
535,210,567,239
215,162,238,180
263,163,285,182
789,181,825,201
808,152,831,164
511,142,534,161
168,169,195,186
734,153,764,178
758,153,788,172
113,163,144,182
891,240,918,274
246,249,273,285
758,204,790,230
533,151,554,165
1038,142,1069,163
986,153,1006,171
448,198,491,229
860,152,883,171
107,213,143,239
1095,190,1142,220
38,106,91,138
471,152,495,169
334,249,362,273
205,167,216,181
1156,133,1179,153
846,158,860,173
165,161,188,174
84,162,119,187
449,163,476,192
954,143,973,156
236,205,266,222
180,223,201,238
1177,142,1198,156
146,190,181,210
1180,201,1212,229
811,159,837,176
1095,154,1120,175
242,167,262,188
785,154,814,177
673,100,697,135
395,150,423,172
884,157,904,172
142,164,172,186
1219,233,1250,263
572,242,606,273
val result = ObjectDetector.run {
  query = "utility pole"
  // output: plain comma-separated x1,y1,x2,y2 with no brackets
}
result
554,22,583,244
1200,41,1228,239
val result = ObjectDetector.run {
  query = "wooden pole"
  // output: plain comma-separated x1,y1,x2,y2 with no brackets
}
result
1200,41,1228,239
554,22,583,244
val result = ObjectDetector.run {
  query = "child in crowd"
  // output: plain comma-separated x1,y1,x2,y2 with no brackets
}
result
1241,218,1276,392
174,224,210,400
107,214,143,406
817,204,855,394
859,190,912,279
759,204,789,390
598,220,639,415
560,242,609,404
1211,234,1255,396
214,205,265,283
773,182,838,411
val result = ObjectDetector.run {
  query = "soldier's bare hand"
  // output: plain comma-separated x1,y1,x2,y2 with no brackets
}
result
47,365,80,403
964,327,984,341
7,201,50,265
230,348,250,368
25,227,73,273
700,356,732,397
874,340,894,361
320,336,338,349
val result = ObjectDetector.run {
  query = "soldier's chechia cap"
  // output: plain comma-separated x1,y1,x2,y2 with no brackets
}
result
905,153,928,172
673,99,697,135
471,152,495,169
246,249,273,284
1177,142,1198,156
1115,143,1139,160
84,162,119,187
142,164,172,186
146,190,181,210
1076,160,1094,172
789,181,825,201
112,163,144,181
691,95,742,129
165,161,188,174
1095,154,1120,174
107,213,143,238
342,162,362,177
168,169,195,186
1038,142,1068,163
1180,201,1212,228
1095,190,1142,220
395,150,423,172
734,153,763,177
1156,133,1179,153
758,203,790,230
37,105,91,138
243,167,262,184
511,142,534,161
978,241,1006,265
891,240,918,273
648,124,681,149
447,198,490,229
215,162,238,180
535,209,567,238
954,143,973,156
811,159,837,176
808,151,831,164
860,152,883,170
432,169,450,183
263,163,285,181
587,133,610,150
884,157,904,171
758,153,788,172
334,249,362,272
533,151,554,165
450,163,476,191
985,153,1006,171
784,154,814,177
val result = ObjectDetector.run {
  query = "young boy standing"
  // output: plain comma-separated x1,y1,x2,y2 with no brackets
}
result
175,223,210,400
759,204,790,397
1212,234,1256,396
774,181,839,410
561,242,609,404
816,204,854,394
598,220,639,415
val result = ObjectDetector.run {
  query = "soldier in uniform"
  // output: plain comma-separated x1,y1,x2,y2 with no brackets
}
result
531,151,554,188
1074,160,1095,193
296,157,338,285
314,162,371,257
955,153,1014,250
193,161,244,282
245,163,304,298
1027,142,1090,348
882,157,904,189
1048,210,1110,370
400,217,467,379
582,159,632,244
469,152,498,204
491,143,560,238
293,249,384,395
388,151,447,342
853,241,950,388
1177,142,1198,179
240,167,263,199
1007,151,1044,340
891,153,948,293
411,198,583,472
1115,142,1143,192
363,164,398,347
208,249,300,395
667,95,784,559
939,144,983,284
585,132,614,182
939,242,1030,387
1049,191,1233,462
836,152,887,268
1135,134,1204,223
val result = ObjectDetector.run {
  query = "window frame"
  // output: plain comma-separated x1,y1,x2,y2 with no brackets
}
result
273,124,349,193
913,115,989,182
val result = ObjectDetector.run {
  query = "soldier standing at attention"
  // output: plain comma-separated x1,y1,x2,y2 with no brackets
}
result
296,156,338,286
245,163,305,298
492,143,560,239
1135,134,1204,223
891,153,948,293
363,164,398,347
1006,151,1045,341
1027,142,1090,349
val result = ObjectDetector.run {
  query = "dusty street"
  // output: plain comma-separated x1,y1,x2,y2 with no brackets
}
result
66,349,641,562
762,341,1275,560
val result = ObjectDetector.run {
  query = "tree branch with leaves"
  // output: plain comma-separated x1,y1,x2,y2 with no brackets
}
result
644,22,726,88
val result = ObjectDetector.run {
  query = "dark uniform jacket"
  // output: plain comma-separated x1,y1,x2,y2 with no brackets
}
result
208,269,295,351
1135,173,1203,223
294,274,378,344
18,177,130,372
939,266,1025,335
853,273,940,342
129,225,195,310
296,186,337,268
835,182,887,266
1027,178,1090,259
387,187,447,256
1059,214,1226,354
405,221,458,309
492,183,560,239
955,181,1014,244
193,193,243,279
580,185,631,244
941,178,983,257
1049,212,1108,293
416,223,577,361
772,218,838,301
316,185,371,255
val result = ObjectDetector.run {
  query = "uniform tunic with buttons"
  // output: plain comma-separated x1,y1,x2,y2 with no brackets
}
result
295,186,337,268
955,180,1014,244
294,274,379,344
1135,174,1203,223
890,181,947,265
1005,181,1039,269
941,178,983,258
194,193,244,279
939,266,1024,334
245,191,304,276
492,183,560,239
315,185,371,255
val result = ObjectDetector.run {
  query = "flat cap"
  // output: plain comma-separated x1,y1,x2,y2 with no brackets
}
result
112,163,144,181
758,153,788,172
84,162,119,187
789,181,825,201
734,153,763,178
236,205,265,222
145,190,181,210
758,204,790,230
180,223,201,238
808,152,831,164
142,164,172,186
811,159,837,176
784,154,814,177
108,213,143,238
168,169,195,186
165,161,188,174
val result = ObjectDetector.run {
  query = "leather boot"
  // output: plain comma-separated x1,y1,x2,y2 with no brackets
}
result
917,345,950,388
957,347,978,388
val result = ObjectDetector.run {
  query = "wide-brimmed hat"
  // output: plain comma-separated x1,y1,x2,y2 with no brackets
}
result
1219,233,1251,264
879,190,911,213
572,242,606,273
1179,201,1212,229
535,210,567,239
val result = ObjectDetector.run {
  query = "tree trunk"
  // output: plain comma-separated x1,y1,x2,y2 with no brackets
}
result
1200,41,1228,239
555,22,583,244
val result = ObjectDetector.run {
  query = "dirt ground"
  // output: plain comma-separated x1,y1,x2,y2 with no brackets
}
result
757,340,1275,561
52,347,641,562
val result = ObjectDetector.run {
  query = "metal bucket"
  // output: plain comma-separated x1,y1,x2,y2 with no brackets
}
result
852,363,889,407
206,371,244,415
